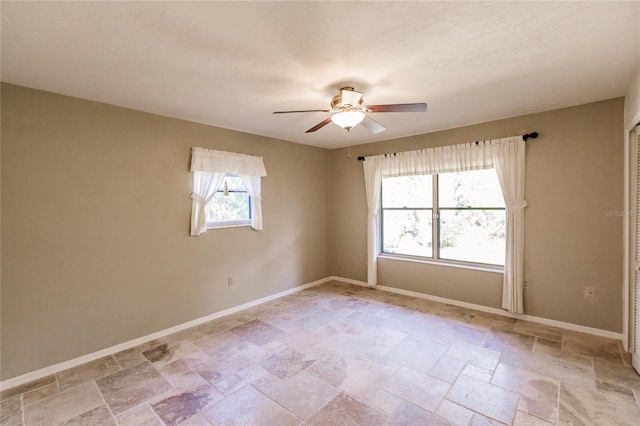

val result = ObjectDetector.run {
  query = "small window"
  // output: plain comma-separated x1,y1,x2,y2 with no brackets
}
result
381,168,506,267
205,175,251,228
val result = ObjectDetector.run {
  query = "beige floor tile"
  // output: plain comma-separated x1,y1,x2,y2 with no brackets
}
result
513,321,563,342
258,347,315,380
24,381,103,426
0,375,56,401
306,392,387,426
388,401,454,425
462,364,494,383
189,355,252,394
446,374,519,424
533,337,562,352
317,331,389,359
343,323,407,348
275,328,328,356
484,329,536,352
436,399,474,426
434,304,477,324
22,381,59,406
194,330,267,362
295,308,354,332
200,385,300,425
60,404,116,426
116,404,164,426
499,347,595,388
491,363,559,423
593,358,640,391
310,355,401,416
156,359,210,389
253,371,338,420
0,396,22,426
384,335,448,373
438,323,488,345
228,319,286,346
470,413,508,425
305,351,350,385
428,355,466,383
381,366,451,412
183,318,244,343
260,316,303,333
446,340,501,371
150,384,222,426
6,282,640,425
562,332,623,364
559,381,640,426
96,361,171,415
113,346,150,369
142,340,206,368
512,410,554,425
56,356,121,392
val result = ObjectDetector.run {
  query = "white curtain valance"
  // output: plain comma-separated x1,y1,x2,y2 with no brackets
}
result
191,147,267,177
363,140,509,177
362,136,527,314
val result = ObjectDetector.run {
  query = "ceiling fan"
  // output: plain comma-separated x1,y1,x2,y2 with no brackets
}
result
273,87,427,134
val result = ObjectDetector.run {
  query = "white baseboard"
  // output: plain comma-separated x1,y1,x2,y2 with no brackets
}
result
2,275,623,392
0,277,332,392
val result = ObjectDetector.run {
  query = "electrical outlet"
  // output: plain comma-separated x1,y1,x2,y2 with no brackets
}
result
228,276,233,286
584,287,595,300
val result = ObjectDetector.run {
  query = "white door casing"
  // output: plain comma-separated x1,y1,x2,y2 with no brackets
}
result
631,127,640,374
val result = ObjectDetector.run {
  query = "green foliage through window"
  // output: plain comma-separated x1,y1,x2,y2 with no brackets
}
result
381,169,505,266
205,176,251,226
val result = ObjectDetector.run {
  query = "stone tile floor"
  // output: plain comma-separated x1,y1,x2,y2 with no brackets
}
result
1,281,639,425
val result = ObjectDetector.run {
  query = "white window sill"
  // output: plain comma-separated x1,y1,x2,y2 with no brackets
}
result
206,221,251,230
378,254,504,274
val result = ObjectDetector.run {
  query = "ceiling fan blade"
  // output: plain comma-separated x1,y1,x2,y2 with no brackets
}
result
273,109,330,114
366,103,427,113
305,117,333,133
360,116,386,134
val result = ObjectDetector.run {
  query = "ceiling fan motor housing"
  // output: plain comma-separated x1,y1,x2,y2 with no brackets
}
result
331,87,364,111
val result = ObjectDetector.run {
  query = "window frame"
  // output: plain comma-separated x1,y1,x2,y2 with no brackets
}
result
380,170,506,270
205,175,252,230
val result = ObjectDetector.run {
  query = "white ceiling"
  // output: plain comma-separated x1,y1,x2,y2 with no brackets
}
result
2,1,639,149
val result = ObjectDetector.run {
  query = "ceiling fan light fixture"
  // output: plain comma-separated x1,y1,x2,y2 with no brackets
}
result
331,110,365,131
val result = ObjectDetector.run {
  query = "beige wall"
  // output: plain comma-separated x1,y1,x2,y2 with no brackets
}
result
1,84,330,380
329,98,625,332
1,84,626,381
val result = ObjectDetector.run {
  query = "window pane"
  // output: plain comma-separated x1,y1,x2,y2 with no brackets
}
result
439,209,506,265
382,210,433,257
224,176,245,191
205,192,250,222
382,175,432,208
438,169,504,208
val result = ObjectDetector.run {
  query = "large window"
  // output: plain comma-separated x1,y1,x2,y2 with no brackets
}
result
381,168,506,266
205,175,251,228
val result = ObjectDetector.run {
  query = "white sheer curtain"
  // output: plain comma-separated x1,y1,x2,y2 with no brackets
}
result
190,147,267,236
239,175,263,231
191,171,226,236
493,141,527,313
363,159,384,287
362,136,527,313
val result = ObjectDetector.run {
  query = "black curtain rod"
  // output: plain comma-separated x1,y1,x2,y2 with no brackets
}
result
356,132,539,161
